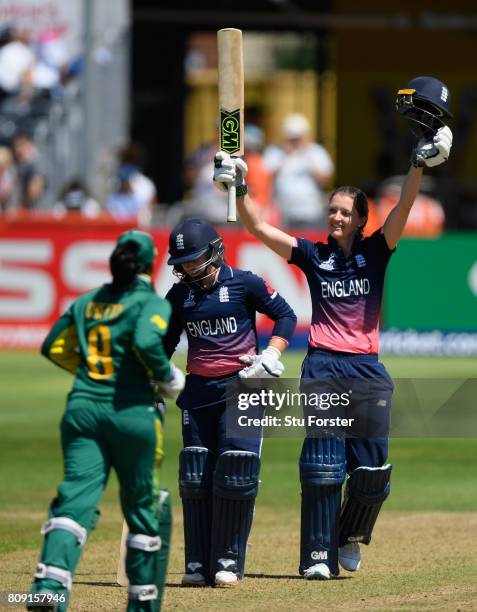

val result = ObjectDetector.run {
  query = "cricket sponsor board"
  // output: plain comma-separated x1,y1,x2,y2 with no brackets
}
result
0,223,318,348
382,233,477,354
0,224,475,353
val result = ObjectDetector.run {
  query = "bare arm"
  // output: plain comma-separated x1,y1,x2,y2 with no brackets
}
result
237,193,295,260
382,165,423,249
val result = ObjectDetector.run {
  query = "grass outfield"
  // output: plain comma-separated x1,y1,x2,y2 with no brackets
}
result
0,351,476,610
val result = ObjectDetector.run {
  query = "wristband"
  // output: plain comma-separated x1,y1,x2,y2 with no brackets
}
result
236,183,248,197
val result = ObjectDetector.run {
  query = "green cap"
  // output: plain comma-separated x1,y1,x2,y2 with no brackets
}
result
116,230,156,271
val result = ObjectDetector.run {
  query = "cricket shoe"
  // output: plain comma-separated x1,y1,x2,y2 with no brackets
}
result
214,570,240,586
339,542,361,571
181,572,207,587
302,563,332,580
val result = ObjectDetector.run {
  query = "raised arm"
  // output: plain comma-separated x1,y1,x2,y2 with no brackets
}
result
383,126,453,250
214,152,295,260
382,166,423,250
237,193,295,260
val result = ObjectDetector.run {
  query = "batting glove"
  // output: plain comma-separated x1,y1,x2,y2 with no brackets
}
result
213,151,248,195
412,125,453,168
154,363,185,400
238,346,284,379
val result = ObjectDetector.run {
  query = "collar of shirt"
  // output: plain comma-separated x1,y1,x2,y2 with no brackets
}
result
137,273,152,285
216,265,234,283
327,233,362,259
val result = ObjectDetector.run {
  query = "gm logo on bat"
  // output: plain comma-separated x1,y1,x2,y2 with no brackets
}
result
220,109,241,154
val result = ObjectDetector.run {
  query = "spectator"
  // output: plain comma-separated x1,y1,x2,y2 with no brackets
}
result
0,146,16,212
0,29,35,100
12,133,45,209
243,124,279,225
183,136,228,224
53,178,101,219
106,164,143,221
32,29,68,93
119,145,156,204
116,144,157,226
264,113,334,227
376,176,445,237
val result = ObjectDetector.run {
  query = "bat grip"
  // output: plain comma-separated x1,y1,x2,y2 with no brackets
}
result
227,183,237,223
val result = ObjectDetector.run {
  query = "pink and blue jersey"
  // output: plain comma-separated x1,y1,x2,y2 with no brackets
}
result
164,266,295,376
164,266,296,408
289,229,394,354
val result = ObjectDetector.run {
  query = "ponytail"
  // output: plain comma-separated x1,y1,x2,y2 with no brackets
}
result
109,241,140,290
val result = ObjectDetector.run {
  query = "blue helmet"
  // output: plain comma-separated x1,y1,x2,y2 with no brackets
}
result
396,76,452,137
168,218,224,287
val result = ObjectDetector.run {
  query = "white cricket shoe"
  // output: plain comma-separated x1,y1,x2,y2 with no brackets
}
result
303,563,331,580
214,570,239,586
181,572,207,586
339,542,361,571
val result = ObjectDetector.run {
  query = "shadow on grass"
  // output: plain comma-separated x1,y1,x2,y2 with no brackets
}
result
246,573,352,581
74,573,353,589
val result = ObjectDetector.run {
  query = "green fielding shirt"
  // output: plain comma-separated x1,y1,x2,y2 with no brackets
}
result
41,275,173,406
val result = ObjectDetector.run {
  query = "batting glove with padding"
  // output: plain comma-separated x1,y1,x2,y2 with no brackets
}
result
213,151,248,195
154,363,185,400
238,346,284,379
411,125,453,168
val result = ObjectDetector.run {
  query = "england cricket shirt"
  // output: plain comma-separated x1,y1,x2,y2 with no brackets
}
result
164,266,296,409
289,228,394,354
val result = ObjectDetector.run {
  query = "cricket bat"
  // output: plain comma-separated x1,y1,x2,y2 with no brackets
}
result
116,521,129,586
217,28,244,223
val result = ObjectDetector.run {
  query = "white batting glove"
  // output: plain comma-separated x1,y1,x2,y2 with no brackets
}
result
213,151,248,193
412,125,453,168
154,364,185,400
238,346,284,379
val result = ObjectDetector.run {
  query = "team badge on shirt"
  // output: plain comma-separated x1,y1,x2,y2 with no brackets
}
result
355,254,366,268
318,253,337,271
219,286,229,302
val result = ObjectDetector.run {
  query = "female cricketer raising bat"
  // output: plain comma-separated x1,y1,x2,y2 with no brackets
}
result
213,76,453,579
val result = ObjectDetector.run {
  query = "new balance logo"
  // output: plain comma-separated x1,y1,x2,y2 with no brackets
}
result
311,550,328,561
219,286,229,302
441,87,448,102
183,410,189,425
377,399,387,407
176,233,184,249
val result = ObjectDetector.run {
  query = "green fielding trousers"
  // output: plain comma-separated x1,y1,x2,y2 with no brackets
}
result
30,397,171,612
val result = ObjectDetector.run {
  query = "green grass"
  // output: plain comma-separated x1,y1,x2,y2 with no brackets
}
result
0,350,476,554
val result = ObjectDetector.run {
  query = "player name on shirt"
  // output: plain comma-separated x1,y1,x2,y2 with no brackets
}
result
186,316,238,337
321,278,370,299
85,301,124,320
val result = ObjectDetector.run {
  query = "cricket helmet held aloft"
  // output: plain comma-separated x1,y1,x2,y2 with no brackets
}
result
168,218,224,287
396,76,453,137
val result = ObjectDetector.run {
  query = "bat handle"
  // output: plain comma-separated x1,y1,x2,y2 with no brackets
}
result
227,183,237,223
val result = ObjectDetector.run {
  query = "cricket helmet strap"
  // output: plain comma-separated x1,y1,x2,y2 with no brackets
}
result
396,76,452,138
168,218,224,288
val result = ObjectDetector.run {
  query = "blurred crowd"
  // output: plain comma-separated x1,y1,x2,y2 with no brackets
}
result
0,45,449,240
0,23,77,213
182,113,446,237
